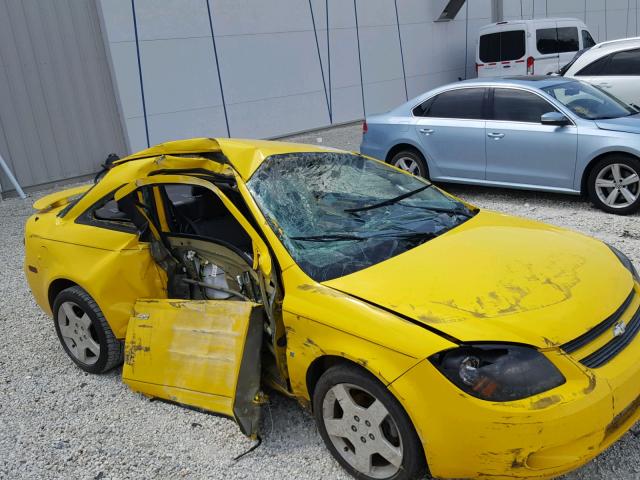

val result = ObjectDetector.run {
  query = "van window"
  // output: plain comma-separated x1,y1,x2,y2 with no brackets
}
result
479,30,525,62
415,88,485,120
537,27,579,54
582,30,595,48
492,88,557,123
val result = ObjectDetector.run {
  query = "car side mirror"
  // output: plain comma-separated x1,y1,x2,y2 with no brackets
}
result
541,111,570,126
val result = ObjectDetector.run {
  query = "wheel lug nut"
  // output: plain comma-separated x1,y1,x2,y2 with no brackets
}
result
351,425,357,432
369,433,375,440
360,436,366,443
344,446,349,452
365,420,371,427
354,416,359,422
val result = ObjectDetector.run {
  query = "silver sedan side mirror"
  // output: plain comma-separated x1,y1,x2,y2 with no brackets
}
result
541,111,570,126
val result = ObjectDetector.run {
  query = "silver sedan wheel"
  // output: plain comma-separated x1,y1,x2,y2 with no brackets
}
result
394,156,421,176
57,301,100,365
322,383,403,479
595,163,640,208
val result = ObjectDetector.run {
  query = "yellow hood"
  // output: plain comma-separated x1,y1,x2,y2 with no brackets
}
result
324,211,634,348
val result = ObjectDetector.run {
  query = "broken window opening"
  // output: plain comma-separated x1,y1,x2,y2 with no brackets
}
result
247,152,475,282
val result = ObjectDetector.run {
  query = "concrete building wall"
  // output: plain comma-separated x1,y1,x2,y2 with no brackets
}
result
502,0,639,41
0,0,127,193
97,0,494,151
1,0,638,192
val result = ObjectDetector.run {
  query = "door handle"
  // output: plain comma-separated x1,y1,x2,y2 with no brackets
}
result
419,128,434,135
487,132,505,139
598,82,612,88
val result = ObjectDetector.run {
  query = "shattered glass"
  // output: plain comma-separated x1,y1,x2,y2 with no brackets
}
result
247,152,475,282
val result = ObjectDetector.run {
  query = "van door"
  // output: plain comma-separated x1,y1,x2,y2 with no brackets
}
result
534,20,561,74
478,28,527,77
114,174,277,438
555,21,581,71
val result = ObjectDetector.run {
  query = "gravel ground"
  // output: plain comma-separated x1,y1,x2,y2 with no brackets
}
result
1,122,639,479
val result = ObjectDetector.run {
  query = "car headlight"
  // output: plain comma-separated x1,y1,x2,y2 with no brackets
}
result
429,344,566,402
608,244,639,282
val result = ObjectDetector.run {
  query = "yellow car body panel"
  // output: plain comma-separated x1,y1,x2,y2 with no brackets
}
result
24,208,166,338
23,138,640,479
32,184,92,212
325,210,633,348
123,299,263,436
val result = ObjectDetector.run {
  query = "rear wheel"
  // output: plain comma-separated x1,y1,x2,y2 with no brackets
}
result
588,156,640,215
52,286,123,374
313,365,426,480
389,150,428,179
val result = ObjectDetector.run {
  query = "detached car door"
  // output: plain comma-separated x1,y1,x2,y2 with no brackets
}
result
114,175,275,438
485,87,578,190
413,87,487,180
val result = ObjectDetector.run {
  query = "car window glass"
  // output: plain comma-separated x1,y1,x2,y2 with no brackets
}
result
94,197,132,223
576,54,611,75
479,30,525,62
582,30,595,48
537,28,557,54
421,88,485,119
542,81,634,119
557,27,579,53
603,49,640,75
247,153,473,282
500,30,526,60
493,88,557,123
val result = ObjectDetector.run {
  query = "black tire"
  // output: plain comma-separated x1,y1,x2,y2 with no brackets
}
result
587,155,640,215
52,286,123,374
389,150,429,179
313,364,427,480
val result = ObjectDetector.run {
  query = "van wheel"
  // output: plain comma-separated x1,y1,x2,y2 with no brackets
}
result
390,150,429,179
588,156,640,215
52,286,123,374
313,364,427,480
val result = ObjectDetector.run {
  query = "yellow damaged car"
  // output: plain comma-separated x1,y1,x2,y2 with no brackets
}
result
24,138,640,480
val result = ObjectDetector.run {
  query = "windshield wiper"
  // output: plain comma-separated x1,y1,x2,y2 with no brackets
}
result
403,204,475,218
290,234,365,242
344,185,431,213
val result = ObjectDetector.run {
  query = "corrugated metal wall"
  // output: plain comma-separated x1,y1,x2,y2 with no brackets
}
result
0,0,126,193
97,0,491,152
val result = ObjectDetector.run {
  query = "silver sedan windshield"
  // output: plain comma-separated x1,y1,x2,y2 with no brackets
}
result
542,82,635,120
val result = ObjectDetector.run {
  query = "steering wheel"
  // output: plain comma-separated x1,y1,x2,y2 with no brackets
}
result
566,98,602,116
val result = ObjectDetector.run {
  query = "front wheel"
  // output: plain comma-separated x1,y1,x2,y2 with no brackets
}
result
313,365,426,480
587,156,640,215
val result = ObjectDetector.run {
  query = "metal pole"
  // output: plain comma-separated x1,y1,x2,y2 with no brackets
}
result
0,153,27,199
492,0,503,22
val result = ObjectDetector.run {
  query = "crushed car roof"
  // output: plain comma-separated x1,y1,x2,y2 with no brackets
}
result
116,138,342,180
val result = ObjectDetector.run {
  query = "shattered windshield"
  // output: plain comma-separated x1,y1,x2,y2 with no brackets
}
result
247,152,475,282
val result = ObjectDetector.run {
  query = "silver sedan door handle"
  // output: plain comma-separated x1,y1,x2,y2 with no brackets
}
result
598,82,612,88
487,132,505,139
419,128,434,135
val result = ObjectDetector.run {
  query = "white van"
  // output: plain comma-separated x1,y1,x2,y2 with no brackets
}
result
476,18,595,77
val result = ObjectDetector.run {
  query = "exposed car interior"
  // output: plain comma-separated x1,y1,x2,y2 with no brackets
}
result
160,184,254,258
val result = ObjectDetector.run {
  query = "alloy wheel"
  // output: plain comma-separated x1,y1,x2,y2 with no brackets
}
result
394,156,421,176
322,383,403,479
595,163,640,209
57,301,100,365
